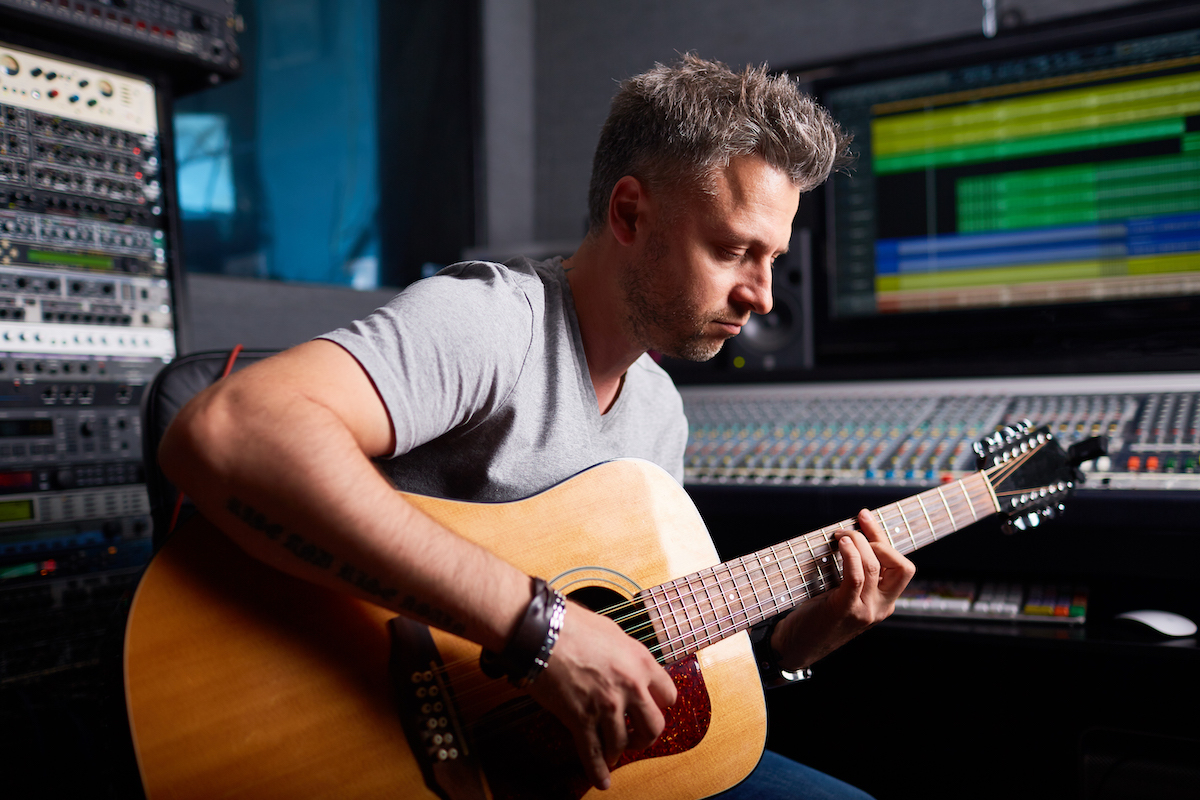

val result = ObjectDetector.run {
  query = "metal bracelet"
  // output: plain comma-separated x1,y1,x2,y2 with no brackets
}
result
519,589,567,687
479,578,567,688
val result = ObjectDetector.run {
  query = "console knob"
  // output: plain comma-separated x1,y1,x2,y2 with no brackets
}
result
54,468,77,489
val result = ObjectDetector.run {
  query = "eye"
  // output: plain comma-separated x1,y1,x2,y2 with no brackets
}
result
717,247,743,262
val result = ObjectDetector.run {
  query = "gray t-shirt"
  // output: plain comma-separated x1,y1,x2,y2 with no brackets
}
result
318,256,688,502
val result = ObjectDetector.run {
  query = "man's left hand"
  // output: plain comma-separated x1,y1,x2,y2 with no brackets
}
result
770,508,916,671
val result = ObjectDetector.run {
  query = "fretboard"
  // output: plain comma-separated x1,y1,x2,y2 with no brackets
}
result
641,472,999,664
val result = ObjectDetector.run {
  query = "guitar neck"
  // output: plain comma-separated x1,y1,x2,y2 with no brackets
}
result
641,472,1000,664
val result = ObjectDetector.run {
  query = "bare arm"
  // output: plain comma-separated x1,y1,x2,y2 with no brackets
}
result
159,339,674,789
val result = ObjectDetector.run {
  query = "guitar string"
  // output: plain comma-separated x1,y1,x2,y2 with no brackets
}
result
448,444,1039,683
429,461,1013,697
431,473,1001,725
431,454,1026,702
441,464,1028,731
443,470,1052,738
420,443,1053,728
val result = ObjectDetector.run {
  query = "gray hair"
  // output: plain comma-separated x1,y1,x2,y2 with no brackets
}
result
586,53,852,232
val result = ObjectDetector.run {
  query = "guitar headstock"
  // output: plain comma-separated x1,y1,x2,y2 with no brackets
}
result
973,420,1107,533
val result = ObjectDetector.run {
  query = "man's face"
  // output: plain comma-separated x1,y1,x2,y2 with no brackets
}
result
618,156,800,361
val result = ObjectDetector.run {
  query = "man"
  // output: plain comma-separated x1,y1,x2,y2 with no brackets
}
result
161,54,916,798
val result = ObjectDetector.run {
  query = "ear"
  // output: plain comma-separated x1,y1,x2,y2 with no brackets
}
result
607,175,647,246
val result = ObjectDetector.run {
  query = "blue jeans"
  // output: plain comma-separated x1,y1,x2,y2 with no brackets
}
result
711,750,875,800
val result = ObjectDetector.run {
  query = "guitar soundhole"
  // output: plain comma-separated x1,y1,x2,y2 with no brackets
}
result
475,586,713,800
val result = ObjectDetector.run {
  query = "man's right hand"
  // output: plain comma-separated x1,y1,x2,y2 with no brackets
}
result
528,603,678,791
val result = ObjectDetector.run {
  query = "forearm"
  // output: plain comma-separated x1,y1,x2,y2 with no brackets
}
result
159,369,530,652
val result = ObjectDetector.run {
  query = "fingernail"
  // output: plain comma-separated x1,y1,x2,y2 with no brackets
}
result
599,777,612,790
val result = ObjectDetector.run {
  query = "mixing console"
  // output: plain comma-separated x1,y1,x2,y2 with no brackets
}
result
681,372,1200,492
894,579,1087,624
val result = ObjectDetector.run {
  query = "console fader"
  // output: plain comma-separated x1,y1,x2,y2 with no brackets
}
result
681,373,1200,493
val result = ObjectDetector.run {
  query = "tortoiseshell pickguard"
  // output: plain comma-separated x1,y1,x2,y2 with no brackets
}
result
476,656,711,800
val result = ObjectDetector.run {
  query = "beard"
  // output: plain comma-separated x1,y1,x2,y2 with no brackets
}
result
618,232,733,362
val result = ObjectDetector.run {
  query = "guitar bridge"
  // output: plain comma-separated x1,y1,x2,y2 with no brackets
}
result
389,617,489,800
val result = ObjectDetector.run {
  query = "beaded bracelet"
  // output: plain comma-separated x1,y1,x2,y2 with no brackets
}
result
480,577,567,688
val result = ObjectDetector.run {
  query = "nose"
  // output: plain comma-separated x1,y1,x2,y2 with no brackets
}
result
732,259,773,316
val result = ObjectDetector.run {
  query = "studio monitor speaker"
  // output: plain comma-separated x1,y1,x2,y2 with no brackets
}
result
723,227,813,373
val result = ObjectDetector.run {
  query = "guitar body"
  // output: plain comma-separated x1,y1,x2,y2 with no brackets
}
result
124,460,766,800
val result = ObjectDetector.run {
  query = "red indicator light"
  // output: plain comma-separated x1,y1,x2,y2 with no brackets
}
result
0,471,34,488
135,171,143,180
133,147,141,155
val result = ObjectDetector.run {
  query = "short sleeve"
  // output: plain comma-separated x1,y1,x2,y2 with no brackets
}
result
317,262,541,458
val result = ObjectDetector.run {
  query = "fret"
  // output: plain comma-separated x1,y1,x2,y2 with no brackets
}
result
915,495,937,541
662,578,691,662
896,502,917,548
877,505,907,555
714,563,737,629
814,531,842,589
773,547,795,611
803,533,827,592
959,479,977,521
674,575,694,651
669,579,695,659
696,570,721,644
744,556,763,623
784,538,813,603
877,509,896,548
647,585,681,662
936,485,956,531
692,570,725,650
981,471,1002,514
724,563,744,633
755,552,784,617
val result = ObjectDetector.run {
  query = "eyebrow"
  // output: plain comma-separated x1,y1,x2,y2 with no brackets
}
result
713,226,789,257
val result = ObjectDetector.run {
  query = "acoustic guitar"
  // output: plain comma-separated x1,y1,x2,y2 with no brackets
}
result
124,422,1101,800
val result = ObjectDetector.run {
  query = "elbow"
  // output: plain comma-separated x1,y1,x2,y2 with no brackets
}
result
157,384,238,492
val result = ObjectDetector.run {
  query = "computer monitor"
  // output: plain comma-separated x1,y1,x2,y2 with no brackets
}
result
794,0,1200,381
